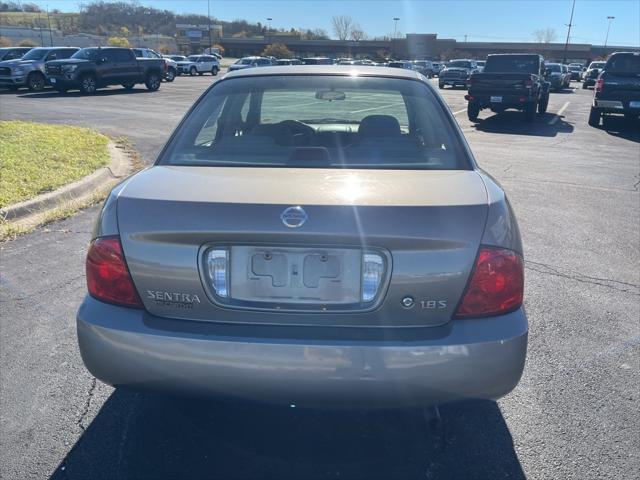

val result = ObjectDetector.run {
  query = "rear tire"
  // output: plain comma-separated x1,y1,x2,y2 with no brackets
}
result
438,83,444,89
189,66,197,76
165,68,176,82
467,102,480,122
582,82,588,89
524,102,535,122
79,74,97,94
145,72,161,91
588,107,601,127
211,66,219,76
27,72,46,92
123,83,135,90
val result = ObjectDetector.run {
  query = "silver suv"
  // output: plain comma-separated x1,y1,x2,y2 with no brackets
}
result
176,55,220,76
0,47,78,91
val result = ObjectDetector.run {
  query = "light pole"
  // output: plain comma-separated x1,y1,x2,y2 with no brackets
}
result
267,17,272,44
562,0,576,64
604,16,615,48
207,0,212,53
392,17,400,59
46,4,53,46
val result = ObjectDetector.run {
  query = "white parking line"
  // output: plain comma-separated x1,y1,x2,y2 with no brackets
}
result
349,103,402,114
549,101,570,125
451,108,466,116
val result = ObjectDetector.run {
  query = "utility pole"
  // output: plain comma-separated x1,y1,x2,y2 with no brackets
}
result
46,5,53,46
464,34,468,43
207,0,212,53
562,0,576,64
604,16,615,48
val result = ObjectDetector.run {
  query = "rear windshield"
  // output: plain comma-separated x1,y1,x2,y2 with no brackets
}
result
588,62,606,69
605,54,640,76
160,75,469,170
484,56,539,73
546,64,561,72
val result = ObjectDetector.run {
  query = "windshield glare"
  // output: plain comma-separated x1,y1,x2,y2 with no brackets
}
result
547,64,561,72
161,75,468,170
21,49,48,60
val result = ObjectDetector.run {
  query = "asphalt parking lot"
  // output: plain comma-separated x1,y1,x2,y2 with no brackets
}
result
1,73,639,480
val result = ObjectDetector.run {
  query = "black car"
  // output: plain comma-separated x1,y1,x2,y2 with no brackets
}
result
582,61,606,89
45,47,165,94
466,54,550,122
588,52,640,127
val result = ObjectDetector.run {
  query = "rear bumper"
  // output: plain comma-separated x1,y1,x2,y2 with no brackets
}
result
467,93,534,110
593,98,640,114
77,296,528,407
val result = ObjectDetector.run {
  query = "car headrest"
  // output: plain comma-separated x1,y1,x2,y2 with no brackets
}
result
358,115,402,137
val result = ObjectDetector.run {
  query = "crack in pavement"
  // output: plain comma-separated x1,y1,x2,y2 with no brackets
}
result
526,260,640,295
76,377,97,432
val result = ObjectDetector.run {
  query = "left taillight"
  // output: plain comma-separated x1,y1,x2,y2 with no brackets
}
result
454,246,524,318
86,236,143,308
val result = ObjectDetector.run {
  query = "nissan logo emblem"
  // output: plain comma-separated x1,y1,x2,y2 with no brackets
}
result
281,206,307,228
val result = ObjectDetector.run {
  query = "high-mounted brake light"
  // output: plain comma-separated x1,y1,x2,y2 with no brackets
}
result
595,78,604,93
455,246,524,318
86,236,143,308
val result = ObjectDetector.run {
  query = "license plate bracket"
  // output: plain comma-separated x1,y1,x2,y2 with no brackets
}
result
629,101,640,109
229,246,363,305
490,95,502,103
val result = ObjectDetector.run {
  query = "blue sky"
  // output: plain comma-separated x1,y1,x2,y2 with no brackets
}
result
36,0,640,46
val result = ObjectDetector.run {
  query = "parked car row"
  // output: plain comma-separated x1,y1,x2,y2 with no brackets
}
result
463,51,639,126
0,46,184,93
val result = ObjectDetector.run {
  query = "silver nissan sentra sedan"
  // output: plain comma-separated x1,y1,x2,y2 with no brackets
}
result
77,65,527,408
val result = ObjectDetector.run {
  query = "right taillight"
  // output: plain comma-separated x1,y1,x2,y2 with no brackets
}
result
595,78,604,93
455,246,524,318
86,236,143,308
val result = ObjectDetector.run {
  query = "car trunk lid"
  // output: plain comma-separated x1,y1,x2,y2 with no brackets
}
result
117,166,489,327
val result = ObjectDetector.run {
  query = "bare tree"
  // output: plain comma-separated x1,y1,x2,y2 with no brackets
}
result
332,15,353,41
533,28,557,43
350,23,368,41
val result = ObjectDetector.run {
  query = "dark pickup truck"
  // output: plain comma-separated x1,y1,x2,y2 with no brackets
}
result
45,47,165,94
589,52,640,127
465,54,550,122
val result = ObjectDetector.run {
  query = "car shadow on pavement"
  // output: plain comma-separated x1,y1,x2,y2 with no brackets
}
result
17,88,154,99
472,110,573,137
48,390,525,480
601,116,640,143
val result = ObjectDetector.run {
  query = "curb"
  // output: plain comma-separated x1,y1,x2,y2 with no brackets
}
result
0,141,134,223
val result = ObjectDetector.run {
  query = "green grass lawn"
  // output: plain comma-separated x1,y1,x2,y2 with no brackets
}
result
0,121,109,209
